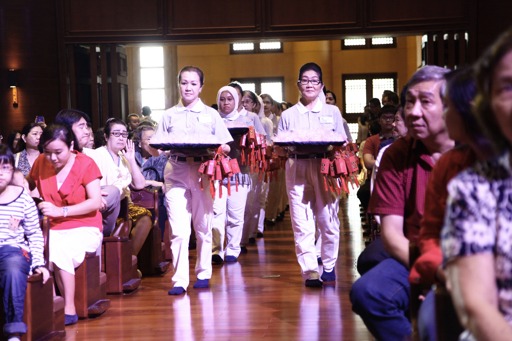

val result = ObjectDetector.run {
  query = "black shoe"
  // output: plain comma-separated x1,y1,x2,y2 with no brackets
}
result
264,219,275,226
276,212,285,222
64,314,79,326
188,240,196,250
256,232,264,238
248,237,256,245
193,279,209,289
225,255,238,263
212,254,224,265
168,286,186,295
321,268,336,283
305,279,323,288
240,246,248,254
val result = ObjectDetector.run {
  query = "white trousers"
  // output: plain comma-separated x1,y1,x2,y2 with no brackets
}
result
212,182,249,259
285,158,340,278
242,173,267,244
164,159,214,289
266,167,287,219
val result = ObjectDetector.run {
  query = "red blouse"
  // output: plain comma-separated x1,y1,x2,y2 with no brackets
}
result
409,145,476,285
30,151,103,231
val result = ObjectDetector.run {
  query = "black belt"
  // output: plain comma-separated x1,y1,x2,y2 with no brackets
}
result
170,155,210,162
289,153,327,159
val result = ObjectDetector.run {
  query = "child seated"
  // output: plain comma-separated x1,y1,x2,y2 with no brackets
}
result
0,145,49,341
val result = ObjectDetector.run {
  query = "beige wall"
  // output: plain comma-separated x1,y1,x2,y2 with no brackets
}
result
128,37,421,117
176,37,420,109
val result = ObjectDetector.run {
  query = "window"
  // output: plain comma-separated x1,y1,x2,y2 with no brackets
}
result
233,77,284,103
230,41,283,54
342,37,396,50
342,73,397,119
139,46,165,123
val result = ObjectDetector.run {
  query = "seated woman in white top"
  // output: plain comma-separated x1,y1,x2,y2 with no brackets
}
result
84,118,151,256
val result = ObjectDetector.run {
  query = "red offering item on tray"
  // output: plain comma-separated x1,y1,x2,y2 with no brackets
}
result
320,158,330,175
229,158,241,174
206,160,215,176
334,158,347,176
247,126,256,142
198,161,207,174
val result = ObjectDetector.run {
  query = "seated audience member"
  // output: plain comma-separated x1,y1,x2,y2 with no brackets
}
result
55,109,120,237
382,90,399,107
133,124,160,169
28,124,103,326
324,89,353,142
14,122,43,176
85,124,95,149
441,28,512,340
350,65,454,340
356,103,407,276
6,131,22,154
367,98,382,127
84,118,152,256
54,109,91,152
357,107,370,145
410,67,492,340
0,145,49,341
356,113,384,214
126,113,141,135
140,106,157,126
132,124,169,235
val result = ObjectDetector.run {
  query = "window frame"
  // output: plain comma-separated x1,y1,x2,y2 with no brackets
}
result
342,72,398,122
230,41,283,55
232,77,285,102
341,37,397,50
139,45,166,123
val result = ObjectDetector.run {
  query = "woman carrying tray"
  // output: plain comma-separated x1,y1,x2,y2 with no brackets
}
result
212,86,266,264
277,62,347,288
152,66,233,295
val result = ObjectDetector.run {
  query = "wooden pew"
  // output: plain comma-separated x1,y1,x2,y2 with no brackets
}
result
0,217,65,341
435,284,464,341
131,187,170,276
74,251,110,318
102,198,141,294
409,242,430,341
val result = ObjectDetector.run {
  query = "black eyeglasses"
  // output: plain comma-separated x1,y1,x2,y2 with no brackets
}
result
0,165,14,173
111,131,129,138
380,116,395,122
298,79,321,85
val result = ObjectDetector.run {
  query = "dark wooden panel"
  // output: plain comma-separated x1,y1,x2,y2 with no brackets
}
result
367,0,468,28
167,0,260,36
0,1,61,134
266,0,360,32
62,0,163,38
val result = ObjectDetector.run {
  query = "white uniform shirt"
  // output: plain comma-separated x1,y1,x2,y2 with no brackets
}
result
278,100,347,138
152,99,233,156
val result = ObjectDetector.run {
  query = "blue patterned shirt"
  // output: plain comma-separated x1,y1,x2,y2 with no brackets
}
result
442,151,512,324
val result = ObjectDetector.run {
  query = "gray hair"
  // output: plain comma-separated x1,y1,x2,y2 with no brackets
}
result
408,65,450,96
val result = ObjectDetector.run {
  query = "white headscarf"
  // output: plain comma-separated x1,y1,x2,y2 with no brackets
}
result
216,86,239,118
319,90,327,103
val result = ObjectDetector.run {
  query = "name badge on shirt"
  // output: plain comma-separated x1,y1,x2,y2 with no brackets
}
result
198,114,212,124
319,115,333,124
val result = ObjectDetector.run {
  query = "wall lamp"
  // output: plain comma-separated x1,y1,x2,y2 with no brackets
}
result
8,69,18,108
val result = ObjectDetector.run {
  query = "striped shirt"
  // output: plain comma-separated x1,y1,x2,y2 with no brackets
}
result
0,187,44,269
